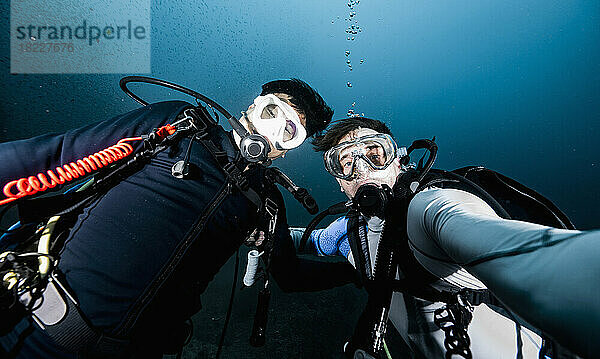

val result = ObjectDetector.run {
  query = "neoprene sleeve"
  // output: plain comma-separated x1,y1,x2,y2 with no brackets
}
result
271,220,359,292
0,102,185,189
407,187,600,358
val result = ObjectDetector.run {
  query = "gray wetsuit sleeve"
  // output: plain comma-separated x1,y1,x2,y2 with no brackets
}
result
406,187,600,358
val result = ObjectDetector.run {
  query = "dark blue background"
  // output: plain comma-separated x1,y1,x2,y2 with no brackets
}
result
1,1,598,357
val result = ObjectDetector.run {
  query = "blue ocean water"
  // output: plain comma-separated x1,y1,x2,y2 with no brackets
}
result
1,1,598,358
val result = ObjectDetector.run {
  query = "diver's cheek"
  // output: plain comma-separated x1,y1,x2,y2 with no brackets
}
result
266,138,284,160
340,179,360,198
268,149,288,160
363,166,397,188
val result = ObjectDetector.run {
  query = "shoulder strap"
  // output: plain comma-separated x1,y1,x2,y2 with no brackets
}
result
417,169,512,219
454,166,575,229
184,108,265,211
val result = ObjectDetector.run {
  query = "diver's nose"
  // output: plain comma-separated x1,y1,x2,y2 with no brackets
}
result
351,157,371,179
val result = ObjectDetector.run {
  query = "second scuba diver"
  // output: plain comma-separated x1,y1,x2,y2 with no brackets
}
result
0,78,336,358
271,117,600,359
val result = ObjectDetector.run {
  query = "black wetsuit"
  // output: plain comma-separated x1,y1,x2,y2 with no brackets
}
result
0,101,290,358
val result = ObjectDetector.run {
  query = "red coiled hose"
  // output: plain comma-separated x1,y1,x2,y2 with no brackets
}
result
1,124,176,206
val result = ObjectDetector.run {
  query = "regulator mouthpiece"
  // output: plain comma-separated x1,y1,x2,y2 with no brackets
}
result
353,184,393,218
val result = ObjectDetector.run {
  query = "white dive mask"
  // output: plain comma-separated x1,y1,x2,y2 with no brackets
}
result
246,94,307,150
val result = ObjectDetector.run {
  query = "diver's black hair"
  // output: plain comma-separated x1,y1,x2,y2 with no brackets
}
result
312,117,394,152
261,78,333,138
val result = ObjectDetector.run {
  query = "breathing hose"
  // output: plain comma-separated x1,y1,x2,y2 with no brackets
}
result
264,167,319,215
298,201,349,252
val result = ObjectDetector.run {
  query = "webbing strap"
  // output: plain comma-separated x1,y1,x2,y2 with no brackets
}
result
347,211,372,284
33,273,128,356
184,106,264,211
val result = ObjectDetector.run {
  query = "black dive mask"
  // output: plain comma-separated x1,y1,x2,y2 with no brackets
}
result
353,184,393,218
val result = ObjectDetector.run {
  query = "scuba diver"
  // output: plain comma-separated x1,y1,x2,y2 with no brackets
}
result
271,117,600,359
0,77,335,358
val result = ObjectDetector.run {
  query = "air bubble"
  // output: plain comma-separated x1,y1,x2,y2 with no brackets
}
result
346,82,352,88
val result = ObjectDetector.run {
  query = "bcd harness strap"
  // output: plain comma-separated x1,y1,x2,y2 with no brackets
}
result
21,105,273,355
187,106,264,211
30,272,129,356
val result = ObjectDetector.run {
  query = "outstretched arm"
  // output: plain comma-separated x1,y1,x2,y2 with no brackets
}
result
407,187,600,358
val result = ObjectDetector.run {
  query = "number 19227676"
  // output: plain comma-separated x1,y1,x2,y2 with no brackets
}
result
19,42,74,52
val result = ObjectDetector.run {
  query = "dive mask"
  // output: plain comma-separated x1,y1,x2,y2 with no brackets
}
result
246,94,306,150
324,133,406,180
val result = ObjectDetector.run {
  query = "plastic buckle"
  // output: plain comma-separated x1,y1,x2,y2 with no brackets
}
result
193,131,209,141
459,289,486,307
184,108,209,132
141,132,156,151
264,198,278,236
223,162,248,191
